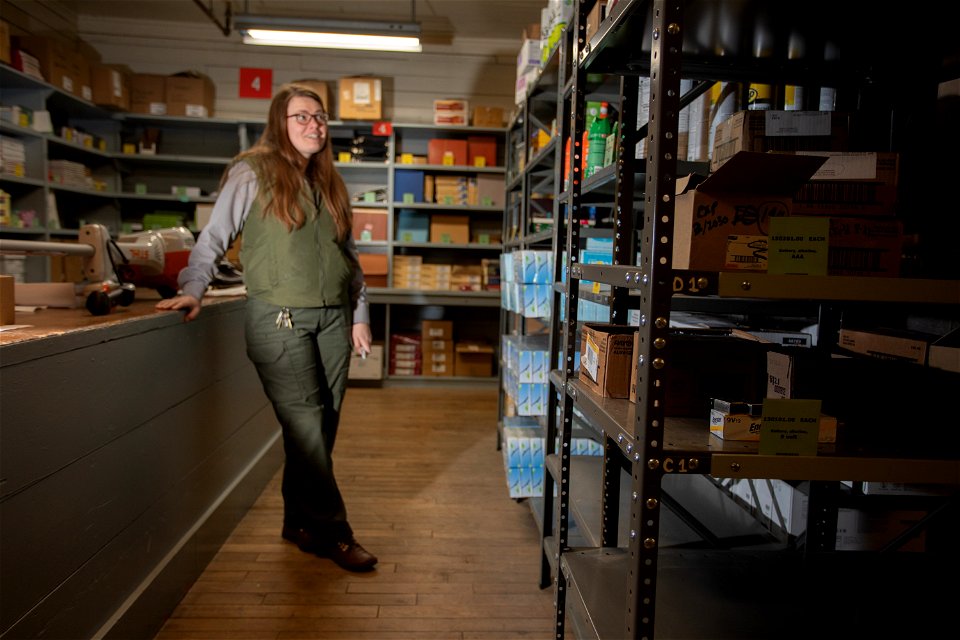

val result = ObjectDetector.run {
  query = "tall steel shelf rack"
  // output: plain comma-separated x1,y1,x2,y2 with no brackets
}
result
541,1,960,639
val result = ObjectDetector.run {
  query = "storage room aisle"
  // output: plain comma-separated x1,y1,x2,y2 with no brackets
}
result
153,385,555,640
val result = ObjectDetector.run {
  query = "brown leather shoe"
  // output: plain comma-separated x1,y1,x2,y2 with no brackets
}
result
321,539,378,572
280,525,319,553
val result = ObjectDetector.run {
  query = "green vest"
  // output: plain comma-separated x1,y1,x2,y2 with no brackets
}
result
239,160,354,308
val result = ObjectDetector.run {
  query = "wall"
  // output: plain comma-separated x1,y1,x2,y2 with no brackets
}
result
1,0,525,124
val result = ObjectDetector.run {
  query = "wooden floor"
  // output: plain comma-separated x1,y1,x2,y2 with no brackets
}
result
153,385,557,640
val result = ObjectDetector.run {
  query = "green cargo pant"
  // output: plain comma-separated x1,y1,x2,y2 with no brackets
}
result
244,296,353,543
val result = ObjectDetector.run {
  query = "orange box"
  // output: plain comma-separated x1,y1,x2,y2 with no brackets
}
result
352,209,388,242
428,139,468,166
468,136,498,167
166,72,215,117
421,320,453,341
15,35,75,93
430,214,470,244
91,63,131,110
472,106,504,128
358,253,388,287
338,76,382,120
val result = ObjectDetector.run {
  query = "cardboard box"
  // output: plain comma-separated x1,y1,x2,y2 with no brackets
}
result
467,136,498,167
711,110,851,172
472,106,504,128
929,328,960,373
585,0,608,41
633,329,769,415
292,78,331,113
838,327,935,364
166,72,215,117
358,253,388,287
422,320,453,341
434,99,469,126
348,344,383,380
0,20,10,65
15,35,76,94
476,174,505,208
709,408,837,442
131,73,167,115
455,342,495,377
672,152,827,271
791,152,900,217
352,208,388,241
766,348,830,399
338,76,382,120
430,214,470,244
827,216,902,277
427,139,468,166
422,339,454,376
91,63,131,110
580,323,635,399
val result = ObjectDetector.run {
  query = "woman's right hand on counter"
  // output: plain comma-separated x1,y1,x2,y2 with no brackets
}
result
155,294,201,322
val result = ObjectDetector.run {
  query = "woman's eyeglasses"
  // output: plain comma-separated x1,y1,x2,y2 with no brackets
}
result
287,112,329,126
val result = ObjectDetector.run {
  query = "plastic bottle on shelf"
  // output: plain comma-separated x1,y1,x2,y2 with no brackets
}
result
586,101,611,178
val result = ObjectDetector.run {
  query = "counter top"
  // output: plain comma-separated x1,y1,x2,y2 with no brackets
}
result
0,292,245,354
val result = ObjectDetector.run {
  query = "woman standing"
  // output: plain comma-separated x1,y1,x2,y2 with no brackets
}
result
156,83,377,572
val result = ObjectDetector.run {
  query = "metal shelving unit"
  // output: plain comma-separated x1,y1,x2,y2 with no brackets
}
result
539,1,960,638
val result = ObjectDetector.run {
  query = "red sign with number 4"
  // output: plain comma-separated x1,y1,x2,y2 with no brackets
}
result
239,68,272,99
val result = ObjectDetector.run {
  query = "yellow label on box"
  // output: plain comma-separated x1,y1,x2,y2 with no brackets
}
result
474,156,486,167
759,398,821,456
442,152,455,166
401,153,414,164
338,151,352,162
123,143,136,154
767,217,829,276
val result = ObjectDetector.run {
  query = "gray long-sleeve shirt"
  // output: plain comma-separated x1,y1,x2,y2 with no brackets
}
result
177,162,370,324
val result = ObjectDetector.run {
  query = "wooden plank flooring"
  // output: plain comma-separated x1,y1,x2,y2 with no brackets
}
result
154,386,557,640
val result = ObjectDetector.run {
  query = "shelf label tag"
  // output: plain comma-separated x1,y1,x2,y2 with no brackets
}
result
239,68,273,99
767,217,829,275
759,398,821,456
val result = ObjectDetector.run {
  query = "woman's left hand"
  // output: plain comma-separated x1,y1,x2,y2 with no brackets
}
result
351,322,373,357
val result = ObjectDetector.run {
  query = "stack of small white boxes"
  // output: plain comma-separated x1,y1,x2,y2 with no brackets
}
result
502,415,602,499
499,249,552,319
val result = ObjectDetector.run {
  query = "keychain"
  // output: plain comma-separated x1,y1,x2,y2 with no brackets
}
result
275,307,293,329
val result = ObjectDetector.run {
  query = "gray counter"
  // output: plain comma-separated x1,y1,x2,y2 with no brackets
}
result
0,297,282,639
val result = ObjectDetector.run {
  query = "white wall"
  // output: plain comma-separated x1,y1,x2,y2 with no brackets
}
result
2,0,524,124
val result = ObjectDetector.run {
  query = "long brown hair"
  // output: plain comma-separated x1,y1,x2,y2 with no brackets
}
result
226,83,352,242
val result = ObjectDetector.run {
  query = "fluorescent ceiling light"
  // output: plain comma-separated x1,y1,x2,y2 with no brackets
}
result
234,15,422,53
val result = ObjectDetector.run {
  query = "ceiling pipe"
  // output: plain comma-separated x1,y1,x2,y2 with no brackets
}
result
192,0,232,36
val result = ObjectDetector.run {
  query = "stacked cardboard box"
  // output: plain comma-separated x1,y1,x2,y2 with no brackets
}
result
392,255,422,289
421,320,454,376
389,333,421,376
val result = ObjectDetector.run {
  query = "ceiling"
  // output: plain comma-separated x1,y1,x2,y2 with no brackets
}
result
66,0,546,42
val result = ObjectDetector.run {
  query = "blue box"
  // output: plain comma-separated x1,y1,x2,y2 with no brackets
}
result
394,170,425,203
396,209,429,242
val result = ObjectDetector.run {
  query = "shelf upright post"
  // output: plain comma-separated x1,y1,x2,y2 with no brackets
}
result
540,23,577,591
600,74,639,549
545,2,590,635
625,0,685,637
